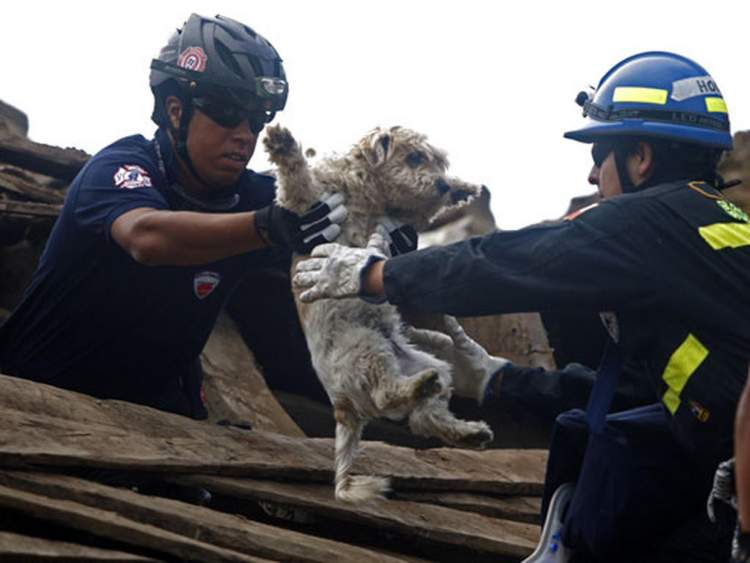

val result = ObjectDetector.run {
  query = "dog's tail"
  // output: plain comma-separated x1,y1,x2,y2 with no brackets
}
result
333,404,390,503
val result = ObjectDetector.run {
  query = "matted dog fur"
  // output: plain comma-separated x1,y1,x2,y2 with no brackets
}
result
264,124,493,502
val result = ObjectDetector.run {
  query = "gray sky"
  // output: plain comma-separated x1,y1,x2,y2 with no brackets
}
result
5,0,749,228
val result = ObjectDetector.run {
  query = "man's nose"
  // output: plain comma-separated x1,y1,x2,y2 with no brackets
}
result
588,165,600,186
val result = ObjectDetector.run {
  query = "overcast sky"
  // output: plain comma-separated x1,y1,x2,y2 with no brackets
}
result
4,1,749,228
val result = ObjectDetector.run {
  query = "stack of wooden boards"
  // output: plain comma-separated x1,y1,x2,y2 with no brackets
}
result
0,374,546,562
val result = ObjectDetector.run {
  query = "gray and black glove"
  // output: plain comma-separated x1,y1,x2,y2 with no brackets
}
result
378,216,418,256
255,193,347,254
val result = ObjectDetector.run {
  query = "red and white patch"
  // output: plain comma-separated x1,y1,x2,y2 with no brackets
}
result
113,165,152,189
177,46,207,72
193,271,221,300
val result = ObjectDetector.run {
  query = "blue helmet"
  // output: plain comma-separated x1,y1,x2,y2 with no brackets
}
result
565,52,732,150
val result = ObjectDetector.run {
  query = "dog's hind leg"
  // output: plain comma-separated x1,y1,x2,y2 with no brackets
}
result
372,367,443,412
408,396,494,449
333,399,390,502
263,124,320,214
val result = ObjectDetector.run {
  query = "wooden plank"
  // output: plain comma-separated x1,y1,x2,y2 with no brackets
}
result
201,312,305,437
0,531,160,562
0,483,269,563
0,169,66,204
174,475,539,559
0,136,88,181
0,375,547,495
394,491,541,524
0,199,61,218
0,471,417,563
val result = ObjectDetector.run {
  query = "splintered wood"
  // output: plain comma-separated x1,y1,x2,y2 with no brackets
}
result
0,374,545,560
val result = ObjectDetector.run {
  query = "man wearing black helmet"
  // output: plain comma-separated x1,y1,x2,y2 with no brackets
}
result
0,14,350,419
294,52,750,560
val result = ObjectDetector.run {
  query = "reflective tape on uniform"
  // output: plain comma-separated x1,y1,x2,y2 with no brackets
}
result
612,87,668,105
705,97,728,113
698,222,750,250
661,334,709,415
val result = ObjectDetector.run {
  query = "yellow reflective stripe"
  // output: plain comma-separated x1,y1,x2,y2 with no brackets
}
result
699,222,750,250
705,97,728,113
613,87,668,105
661,334,708,415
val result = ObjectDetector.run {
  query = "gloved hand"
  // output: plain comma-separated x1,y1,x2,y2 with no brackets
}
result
378,216,418,256
254,192,347,254
733,527,750,563
442,315,510,404
707,458,736,523
294,230,389,303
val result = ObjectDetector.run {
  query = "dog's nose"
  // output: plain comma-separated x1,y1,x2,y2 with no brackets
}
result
434,178,451,195
451,190,471,203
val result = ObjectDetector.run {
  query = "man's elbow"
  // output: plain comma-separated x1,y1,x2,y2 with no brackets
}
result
112,212,169,266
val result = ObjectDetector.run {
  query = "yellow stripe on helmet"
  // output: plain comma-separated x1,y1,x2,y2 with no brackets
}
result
613,87,668,105
705,97,728,113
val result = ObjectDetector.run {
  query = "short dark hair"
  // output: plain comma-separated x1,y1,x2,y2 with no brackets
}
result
616,137,725,188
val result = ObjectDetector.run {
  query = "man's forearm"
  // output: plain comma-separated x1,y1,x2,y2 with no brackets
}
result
112,208,268,266
736,372,750,531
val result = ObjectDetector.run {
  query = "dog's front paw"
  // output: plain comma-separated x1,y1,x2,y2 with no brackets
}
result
263,124,298,161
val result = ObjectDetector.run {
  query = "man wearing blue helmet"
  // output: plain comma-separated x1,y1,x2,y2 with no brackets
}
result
293,52,749,560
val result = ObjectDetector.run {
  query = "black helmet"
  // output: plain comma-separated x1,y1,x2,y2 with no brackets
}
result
150,13,288,125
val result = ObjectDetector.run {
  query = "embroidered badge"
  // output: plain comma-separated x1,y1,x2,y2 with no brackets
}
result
688,400,711,423
177,46,207,72
193,271,221,300
717,199,750,223
113,165,153,189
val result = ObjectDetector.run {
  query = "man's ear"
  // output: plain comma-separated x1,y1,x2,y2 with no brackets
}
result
165,95,184,130
635,141,655,180
361,128,393,168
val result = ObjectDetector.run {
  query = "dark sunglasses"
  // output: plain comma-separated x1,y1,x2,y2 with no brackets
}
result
192,98,268,134
591,142,616,168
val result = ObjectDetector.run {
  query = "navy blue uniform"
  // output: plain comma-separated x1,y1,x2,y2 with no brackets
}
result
0,129,287,417
384,180,750,559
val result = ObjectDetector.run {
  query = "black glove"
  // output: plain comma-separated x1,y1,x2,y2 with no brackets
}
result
733,528,750,563
378,217,418,256
255,193,347,254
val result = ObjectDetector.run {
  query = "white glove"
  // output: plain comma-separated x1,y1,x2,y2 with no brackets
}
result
294,231,389,303
443,316,509,404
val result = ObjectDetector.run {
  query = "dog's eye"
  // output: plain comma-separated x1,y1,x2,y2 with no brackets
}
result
405,151,426,168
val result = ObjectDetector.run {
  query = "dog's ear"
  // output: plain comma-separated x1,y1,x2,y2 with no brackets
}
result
362,129,393,168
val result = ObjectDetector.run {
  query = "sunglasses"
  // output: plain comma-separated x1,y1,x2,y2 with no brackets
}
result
192,97,268,134
591,142,616,168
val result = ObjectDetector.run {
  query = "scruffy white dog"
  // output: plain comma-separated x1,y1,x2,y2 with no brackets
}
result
264,124,494,502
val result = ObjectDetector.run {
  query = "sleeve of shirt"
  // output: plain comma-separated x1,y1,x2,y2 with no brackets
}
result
383,200,662,316
71,155,169,242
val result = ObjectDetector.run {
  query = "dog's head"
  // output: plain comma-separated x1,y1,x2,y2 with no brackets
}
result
351,126,480,230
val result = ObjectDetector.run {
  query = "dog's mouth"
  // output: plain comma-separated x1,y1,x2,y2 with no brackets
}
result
450,189,472,203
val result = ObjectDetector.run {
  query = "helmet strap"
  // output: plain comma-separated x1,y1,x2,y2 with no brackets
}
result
613,146,637,194
170,99,213,187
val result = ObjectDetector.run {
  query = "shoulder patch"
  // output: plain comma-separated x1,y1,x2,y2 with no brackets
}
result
717,199,750,223
113,165,153,189
564,202,599,221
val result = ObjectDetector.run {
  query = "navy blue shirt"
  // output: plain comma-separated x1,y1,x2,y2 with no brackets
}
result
0,129,287,406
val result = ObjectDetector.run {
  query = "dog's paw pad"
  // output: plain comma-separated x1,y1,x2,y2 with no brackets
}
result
263,125,297,158
458,423,494,449
414,370,442,399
